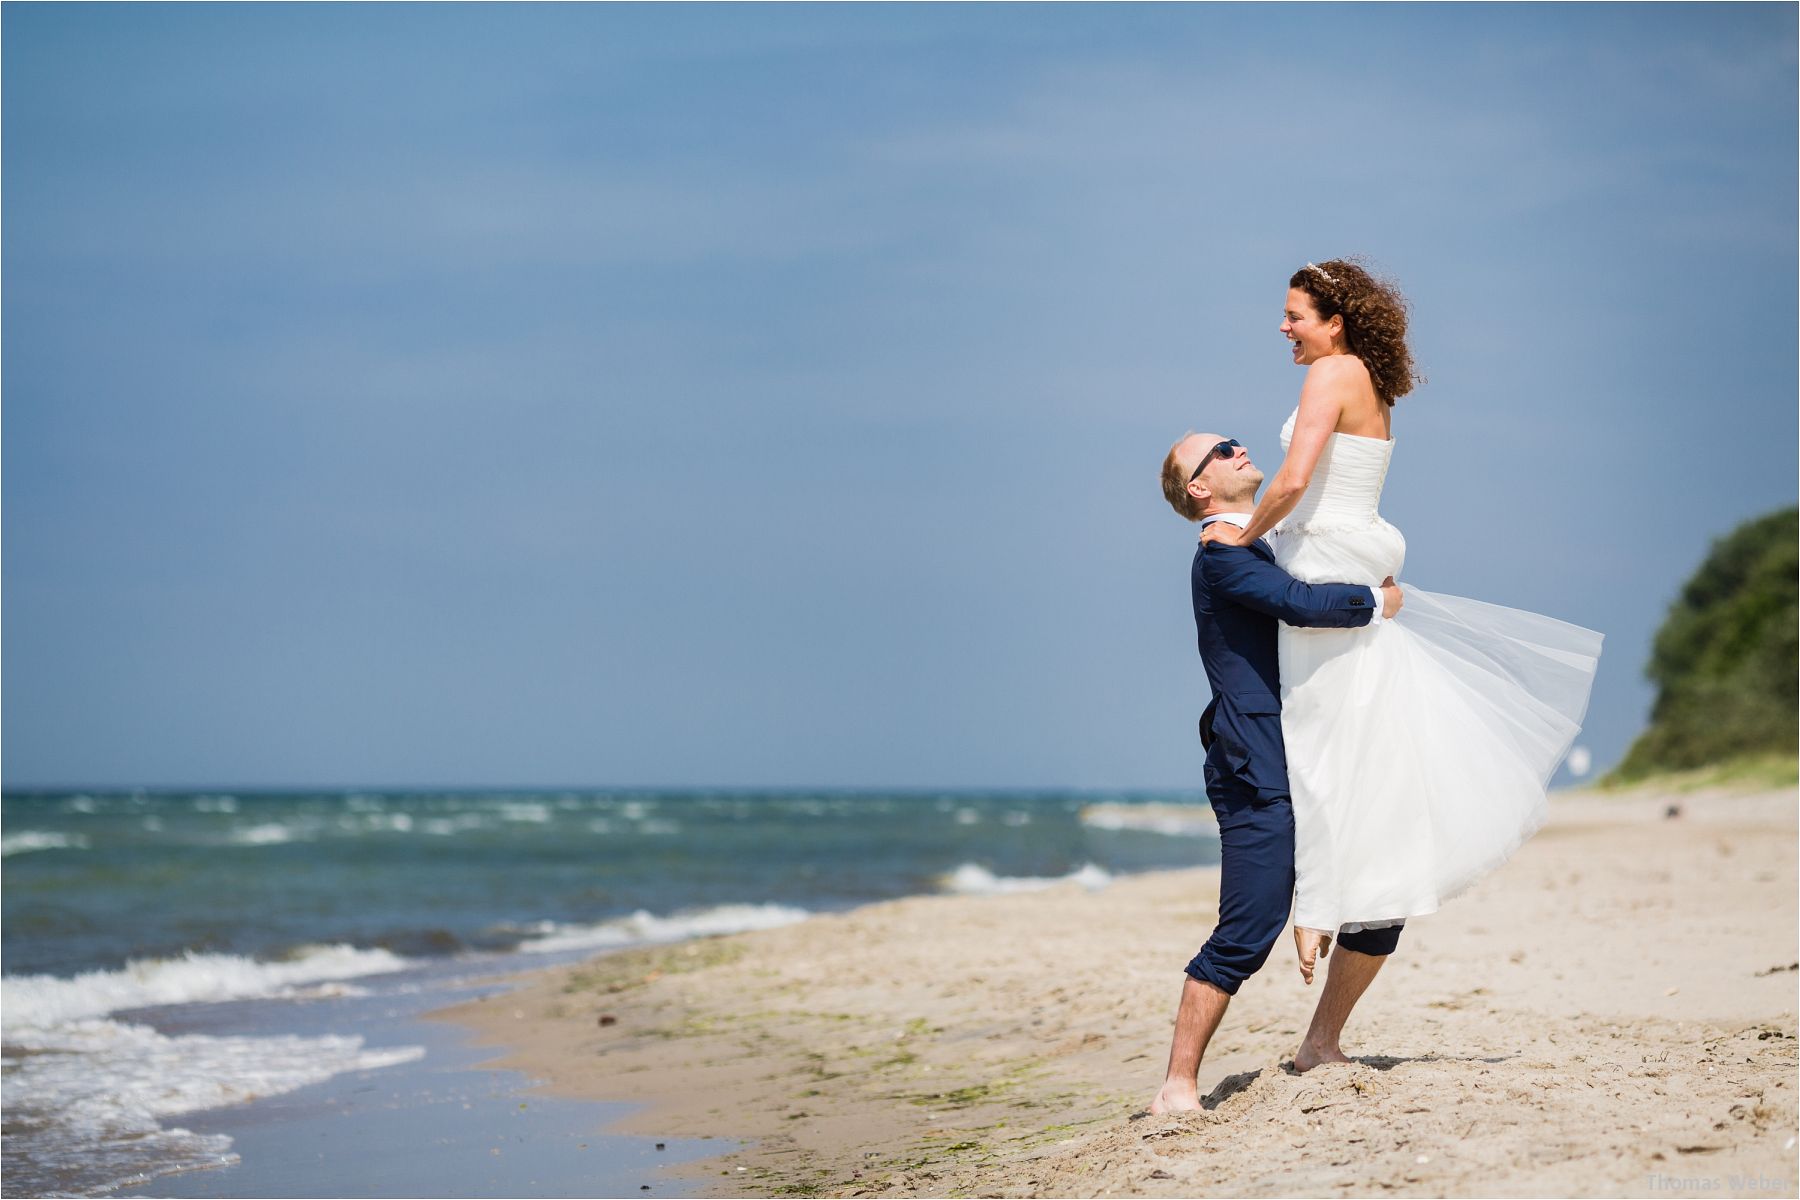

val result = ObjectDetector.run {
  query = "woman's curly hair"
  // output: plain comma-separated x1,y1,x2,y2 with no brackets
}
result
1290,258,1421,405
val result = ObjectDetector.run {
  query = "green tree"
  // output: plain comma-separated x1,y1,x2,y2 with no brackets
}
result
1610,505,1798,781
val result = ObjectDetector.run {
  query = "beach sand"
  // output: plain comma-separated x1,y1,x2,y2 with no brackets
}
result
439,785,1799,1198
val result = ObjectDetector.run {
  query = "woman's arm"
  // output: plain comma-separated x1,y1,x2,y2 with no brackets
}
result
1203,358,1356,546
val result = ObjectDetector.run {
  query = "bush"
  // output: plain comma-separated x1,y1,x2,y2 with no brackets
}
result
1609,505,1798,782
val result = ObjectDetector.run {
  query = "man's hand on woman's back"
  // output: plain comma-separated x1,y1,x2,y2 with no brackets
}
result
1380,577,1403,620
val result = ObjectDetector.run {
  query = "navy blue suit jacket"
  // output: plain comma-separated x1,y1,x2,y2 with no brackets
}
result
1192,535,1375,802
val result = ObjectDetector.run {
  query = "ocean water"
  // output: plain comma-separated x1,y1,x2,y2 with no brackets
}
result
0,787,1218,1196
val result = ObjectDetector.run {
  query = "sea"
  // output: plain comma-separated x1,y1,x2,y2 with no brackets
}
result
0,787,1219,1197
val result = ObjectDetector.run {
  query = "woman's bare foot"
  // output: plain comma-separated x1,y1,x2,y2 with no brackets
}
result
1149,1080,1202,1114
1294,926,1333,984
1292,1039,1353,1073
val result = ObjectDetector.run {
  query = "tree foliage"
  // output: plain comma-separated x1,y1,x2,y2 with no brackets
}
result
1611,505,1798,781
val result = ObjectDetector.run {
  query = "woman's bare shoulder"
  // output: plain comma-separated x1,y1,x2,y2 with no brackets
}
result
1303,355,1384,432
1304,354,1373,384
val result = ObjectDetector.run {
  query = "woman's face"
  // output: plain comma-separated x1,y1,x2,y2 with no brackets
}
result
1280,287,1343,366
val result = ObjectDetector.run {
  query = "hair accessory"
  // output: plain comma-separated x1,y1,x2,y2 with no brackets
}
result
1305,261,1336,284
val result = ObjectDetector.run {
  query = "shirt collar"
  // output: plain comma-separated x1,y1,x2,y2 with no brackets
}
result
1200,512,1253,532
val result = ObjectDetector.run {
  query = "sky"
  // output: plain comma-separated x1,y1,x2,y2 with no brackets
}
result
4,4,1795,791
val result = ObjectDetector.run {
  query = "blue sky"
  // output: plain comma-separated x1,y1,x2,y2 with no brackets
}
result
5,4,1794,789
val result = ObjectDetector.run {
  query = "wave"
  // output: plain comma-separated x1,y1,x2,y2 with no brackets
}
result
1,831,91,857
422,813,488,836
1,944,412,1033
0,943,424,1197
218,813,417,844
940,863,1112,895
224,822,306,846
5,1017,424,1124
3,1016,422,1197
518,902,812,955
1079,803,1218,837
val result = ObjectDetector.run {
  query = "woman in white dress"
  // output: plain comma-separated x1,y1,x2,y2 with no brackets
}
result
1201,259,1603,1007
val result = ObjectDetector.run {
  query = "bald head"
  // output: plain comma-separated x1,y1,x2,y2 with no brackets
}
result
1160,432,1264,522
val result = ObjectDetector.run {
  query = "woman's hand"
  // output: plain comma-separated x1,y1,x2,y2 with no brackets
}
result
1200,523,1248,547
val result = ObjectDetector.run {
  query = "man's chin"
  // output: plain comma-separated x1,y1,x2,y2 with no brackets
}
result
1228,480,1265,505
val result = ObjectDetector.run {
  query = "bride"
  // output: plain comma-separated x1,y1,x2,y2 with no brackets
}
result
1201,258,1603,985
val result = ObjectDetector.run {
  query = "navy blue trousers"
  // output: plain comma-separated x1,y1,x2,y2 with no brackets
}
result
1185,775,1400,994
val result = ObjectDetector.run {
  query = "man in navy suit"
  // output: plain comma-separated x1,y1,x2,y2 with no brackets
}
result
1149,432,1405,1114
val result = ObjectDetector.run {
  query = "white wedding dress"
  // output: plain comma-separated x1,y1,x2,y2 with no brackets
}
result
1272,408,1603,934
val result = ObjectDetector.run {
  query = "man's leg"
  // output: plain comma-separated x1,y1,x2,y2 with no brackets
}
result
1151,975,1231,1113
1150,788,1294,1112
1293,923,1401,1072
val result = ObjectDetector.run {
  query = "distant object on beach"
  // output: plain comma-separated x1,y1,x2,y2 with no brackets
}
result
1079,803,1217,837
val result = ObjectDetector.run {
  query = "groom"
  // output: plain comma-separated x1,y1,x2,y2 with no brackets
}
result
1150,432,1404,1114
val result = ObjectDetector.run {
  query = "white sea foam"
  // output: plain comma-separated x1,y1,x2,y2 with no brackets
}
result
422,813,488,836
335,811,413,834
1,831,91,857
4,1017,422,1197
224,822,303,846
1079,804,1217,837
1,944,411,1032
519,902,812,954
1,944,424,1197
941,862,1113,895
5,1017,424,1119
498,802,553,823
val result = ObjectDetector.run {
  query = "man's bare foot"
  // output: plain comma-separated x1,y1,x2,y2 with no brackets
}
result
1149,1081,1201,1114
1292,1039,1354,1073
1294,927,1332,985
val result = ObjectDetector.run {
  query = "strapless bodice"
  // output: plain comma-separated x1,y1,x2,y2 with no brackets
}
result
1277,407,1394,531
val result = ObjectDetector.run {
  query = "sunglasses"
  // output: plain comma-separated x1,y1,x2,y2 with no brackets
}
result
1188,439,1242,482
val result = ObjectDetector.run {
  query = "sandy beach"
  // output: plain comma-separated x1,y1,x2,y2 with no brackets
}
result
440,784,1799,1198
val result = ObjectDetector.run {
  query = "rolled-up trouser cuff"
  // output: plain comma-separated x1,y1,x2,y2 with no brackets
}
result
1184,953,1243,996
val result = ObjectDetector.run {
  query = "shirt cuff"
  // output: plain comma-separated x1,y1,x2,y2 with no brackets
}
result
1366,586,1385,624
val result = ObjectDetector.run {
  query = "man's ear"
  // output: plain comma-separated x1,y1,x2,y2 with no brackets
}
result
1186,478,1211,509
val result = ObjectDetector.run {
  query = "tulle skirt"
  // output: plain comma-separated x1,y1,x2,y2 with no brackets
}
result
1274,520,1603,933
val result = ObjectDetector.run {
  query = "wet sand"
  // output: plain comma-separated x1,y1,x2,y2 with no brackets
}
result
112,967,727,1199
440,785,1799,1197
